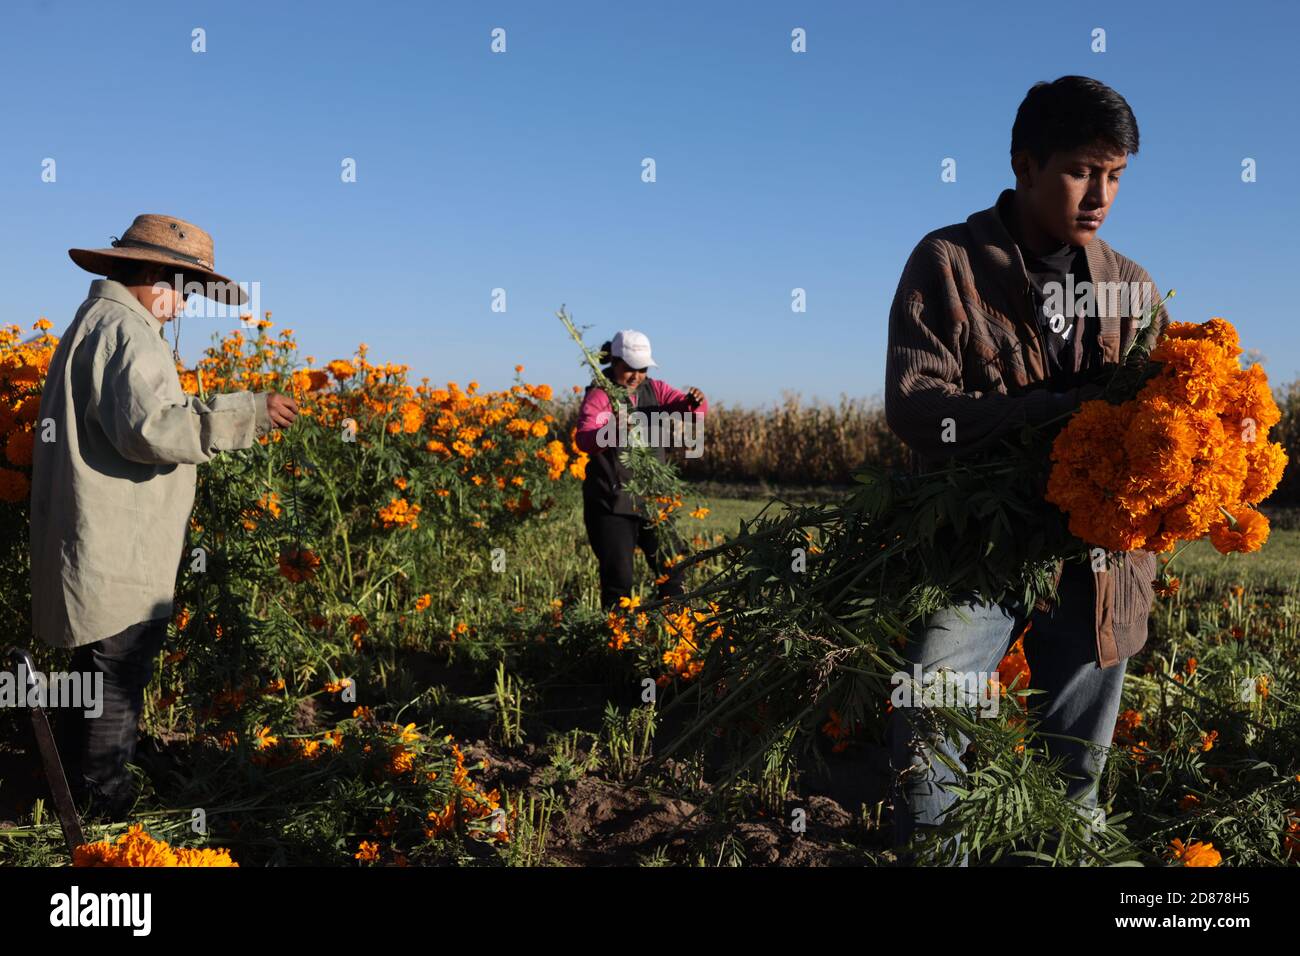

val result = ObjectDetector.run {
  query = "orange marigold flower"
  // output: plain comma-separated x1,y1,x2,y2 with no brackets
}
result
74,825,238,867
1283,813,1300,862
388,746,416,775
997,625,1032,693
0,468,31,504
327,360,356,381
377,497,421,529
1241,439,1287,505
1112,709,1142,743
4,429,35,467
1209,506,1269,554
279,547,322,582
1169,838,1221,867
399,401,425,433
257,491,282,519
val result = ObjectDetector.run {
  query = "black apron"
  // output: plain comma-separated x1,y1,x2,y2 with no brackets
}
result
582,378,668,517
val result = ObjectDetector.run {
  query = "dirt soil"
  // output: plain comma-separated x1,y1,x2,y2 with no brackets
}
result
460,737,895,866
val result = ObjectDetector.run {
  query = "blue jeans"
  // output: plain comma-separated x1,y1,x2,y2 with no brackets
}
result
60,618,168,820
887,562,1127,865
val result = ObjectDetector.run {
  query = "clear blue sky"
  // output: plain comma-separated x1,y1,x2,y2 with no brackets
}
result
2,0,1296,406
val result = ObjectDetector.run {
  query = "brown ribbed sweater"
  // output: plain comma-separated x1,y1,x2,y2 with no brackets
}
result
883,188,1171,667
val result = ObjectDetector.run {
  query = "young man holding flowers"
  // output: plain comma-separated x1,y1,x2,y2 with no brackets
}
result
883,77,1171,863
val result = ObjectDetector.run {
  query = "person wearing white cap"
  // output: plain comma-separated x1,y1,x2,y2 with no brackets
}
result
574,330,708,610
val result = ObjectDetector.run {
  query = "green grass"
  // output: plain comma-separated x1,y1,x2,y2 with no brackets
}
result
1167,528,1300,590
688,493,787,537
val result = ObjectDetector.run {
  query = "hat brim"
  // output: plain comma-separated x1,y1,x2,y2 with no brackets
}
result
69,247,248,306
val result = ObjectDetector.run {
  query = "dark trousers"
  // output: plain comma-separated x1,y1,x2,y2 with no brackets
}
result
583,500,686,610
59,618,168,819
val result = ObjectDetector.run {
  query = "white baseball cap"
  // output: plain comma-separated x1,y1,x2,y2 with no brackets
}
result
610,329,657,370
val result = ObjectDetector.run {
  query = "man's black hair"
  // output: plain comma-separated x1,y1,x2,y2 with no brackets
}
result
107,261,172,286
1011,76,1139,168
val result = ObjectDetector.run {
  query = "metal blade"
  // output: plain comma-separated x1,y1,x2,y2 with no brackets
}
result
8,647,86,856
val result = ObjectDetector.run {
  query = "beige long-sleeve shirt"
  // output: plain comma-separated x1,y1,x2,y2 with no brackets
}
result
29,279,272,649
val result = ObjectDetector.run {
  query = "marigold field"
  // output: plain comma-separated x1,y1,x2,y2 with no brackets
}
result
1,315,1299,867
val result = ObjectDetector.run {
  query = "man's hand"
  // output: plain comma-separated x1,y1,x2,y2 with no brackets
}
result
685,386,705,408
266,392,299,429
1097,358,1164,404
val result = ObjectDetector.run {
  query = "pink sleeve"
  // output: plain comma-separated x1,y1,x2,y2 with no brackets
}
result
652,379,708,416
575,387,612,454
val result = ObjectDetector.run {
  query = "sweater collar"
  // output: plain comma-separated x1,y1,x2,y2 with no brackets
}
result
968,189,1116,305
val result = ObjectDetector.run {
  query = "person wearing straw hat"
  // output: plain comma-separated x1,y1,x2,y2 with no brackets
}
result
574,329,708,610
30,214,300,820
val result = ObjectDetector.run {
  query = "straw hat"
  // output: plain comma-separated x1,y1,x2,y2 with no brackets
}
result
69,214,247,305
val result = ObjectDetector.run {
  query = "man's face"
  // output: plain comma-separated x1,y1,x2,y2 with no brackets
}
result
130,270,188,322
1013,142,1128,247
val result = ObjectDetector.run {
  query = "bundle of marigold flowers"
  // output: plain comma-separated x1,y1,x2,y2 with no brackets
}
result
1046,317,1286,554
74,825,238,867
